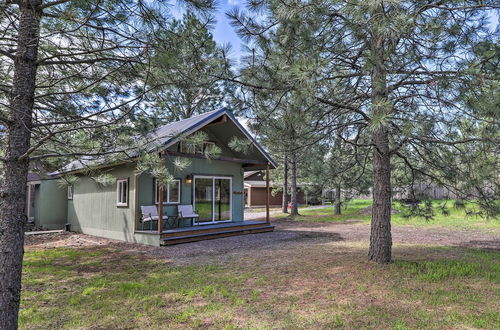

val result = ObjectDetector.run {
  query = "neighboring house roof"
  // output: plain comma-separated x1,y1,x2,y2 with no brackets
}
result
244,170,260,179
244,180,273,188
52,108,277,175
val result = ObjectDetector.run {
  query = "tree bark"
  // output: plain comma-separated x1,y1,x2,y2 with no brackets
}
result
368,28,392,264
0,1,41,328
334,185,341,215
290,152,299,216
282,154,288,213
369,126,392,263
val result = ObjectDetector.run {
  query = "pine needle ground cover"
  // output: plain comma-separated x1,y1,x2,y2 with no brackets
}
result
21,238,499,329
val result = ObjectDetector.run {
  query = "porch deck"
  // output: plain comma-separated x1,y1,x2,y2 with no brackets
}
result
135,220,274,245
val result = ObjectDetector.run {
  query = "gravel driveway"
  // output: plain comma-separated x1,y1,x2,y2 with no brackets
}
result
25,218,500,265
244,205,330,220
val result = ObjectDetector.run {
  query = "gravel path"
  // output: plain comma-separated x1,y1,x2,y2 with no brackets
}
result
25,219,499,265
244,205,330,220
244,208,282,220
273,220,500,251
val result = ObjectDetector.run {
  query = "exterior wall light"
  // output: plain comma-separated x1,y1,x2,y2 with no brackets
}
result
185,175,192,184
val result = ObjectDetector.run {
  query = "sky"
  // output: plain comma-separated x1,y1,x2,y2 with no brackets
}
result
212,2,244,61
170,0,244,62
186,2,499,65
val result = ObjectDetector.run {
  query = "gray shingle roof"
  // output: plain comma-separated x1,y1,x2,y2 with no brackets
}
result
147,109,221,148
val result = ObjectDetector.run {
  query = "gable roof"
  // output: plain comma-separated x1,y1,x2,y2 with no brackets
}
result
146,109,222,150
147,108,276,167
53,108,276,175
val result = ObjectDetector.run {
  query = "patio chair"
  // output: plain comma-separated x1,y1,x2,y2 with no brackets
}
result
177,205,199,227
140,205,170,231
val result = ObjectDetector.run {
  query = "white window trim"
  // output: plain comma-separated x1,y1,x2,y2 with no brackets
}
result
154,178,181,205
116,178,129,207
67,186,73,200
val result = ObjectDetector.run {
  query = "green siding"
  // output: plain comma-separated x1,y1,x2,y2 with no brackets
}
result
67,164,136,241
31,117,264,245
65,156,244,245
34,180,67,229
137,157,244,227
133,232,161,246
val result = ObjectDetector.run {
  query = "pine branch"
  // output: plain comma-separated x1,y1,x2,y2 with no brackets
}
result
40,0,71,9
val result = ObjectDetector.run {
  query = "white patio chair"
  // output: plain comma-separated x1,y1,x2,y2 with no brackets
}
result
140,205,169,231
178,205,199,226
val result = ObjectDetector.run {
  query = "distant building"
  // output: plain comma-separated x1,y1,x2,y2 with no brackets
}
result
244,171,307,207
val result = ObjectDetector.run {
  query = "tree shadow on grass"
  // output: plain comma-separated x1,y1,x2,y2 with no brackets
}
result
456,239,500,252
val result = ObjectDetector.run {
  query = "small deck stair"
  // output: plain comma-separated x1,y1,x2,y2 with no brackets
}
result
159,221,274,245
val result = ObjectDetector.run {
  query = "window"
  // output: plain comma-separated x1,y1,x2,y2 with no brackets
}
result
180,141,216,154
116,179,129,207
154,179,181,204
67,186,73,200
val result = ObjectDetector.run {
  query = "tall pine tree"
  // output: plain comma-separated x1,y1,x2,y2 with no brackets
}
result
0,0,217,327
228,0,499,262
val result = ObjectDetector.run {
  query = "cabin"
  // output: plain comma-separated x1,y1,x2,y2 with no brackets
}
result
26,109,277,246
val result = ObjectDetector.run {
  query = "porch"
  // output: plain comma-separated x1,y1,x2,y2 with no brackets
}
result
135,220,274,245
129,109,277,246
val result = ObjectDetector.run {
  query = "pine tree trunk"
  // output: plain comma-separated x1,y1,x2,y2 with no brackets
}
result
282,155,288,213
0,1,41,328
368,127,392,263
368,29,392,264
334,185,341,215
290,152,299,216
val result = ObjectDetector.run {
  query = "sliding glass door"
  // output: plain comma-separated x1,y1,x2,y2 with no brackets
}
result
194,176,232,224
215,179,231,221
194,178,214,224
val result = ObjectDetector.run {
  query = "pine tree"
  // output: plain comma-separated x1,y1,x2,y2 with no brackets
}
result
0,0,216,326
228,0,499,262
145,13,234,124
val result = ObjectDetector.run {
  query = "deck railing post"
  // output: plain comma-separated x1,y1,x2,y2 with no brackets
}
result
266,162,270,224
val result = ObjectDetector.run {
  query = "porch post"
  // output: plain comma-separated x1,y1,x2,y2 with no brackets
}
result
266,162,270,223
157,151,164,233
158,185,164,233
132,173,139,232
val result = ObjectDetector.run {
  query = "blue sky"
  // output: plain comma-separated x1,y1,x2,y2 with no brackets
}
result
170,0,244,61
169,0,498,70
201,3,498,65
212,1,243,61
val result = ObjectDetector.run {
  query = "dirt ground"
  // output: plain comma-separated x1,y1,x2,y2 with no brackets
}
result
25,219,500,265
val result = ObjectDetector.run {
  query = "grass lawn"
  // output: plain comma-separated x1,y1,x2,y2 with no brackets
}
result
274,199,373,222
20,242,499,329
392,200,500,230
20,199,499,328
195,201,231,222
279,199,500,231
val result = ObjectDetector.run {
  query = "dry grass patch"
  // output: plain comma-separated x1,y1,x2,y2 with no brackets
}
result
20,239,499,329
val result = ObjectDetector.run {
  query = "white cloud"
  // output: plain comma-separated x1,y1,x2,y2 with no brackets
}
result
228,0,239,5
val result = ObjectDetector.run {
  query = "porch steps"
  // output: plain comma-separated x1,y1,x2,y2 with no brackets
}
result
160,222,274,245
160,221,270,239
